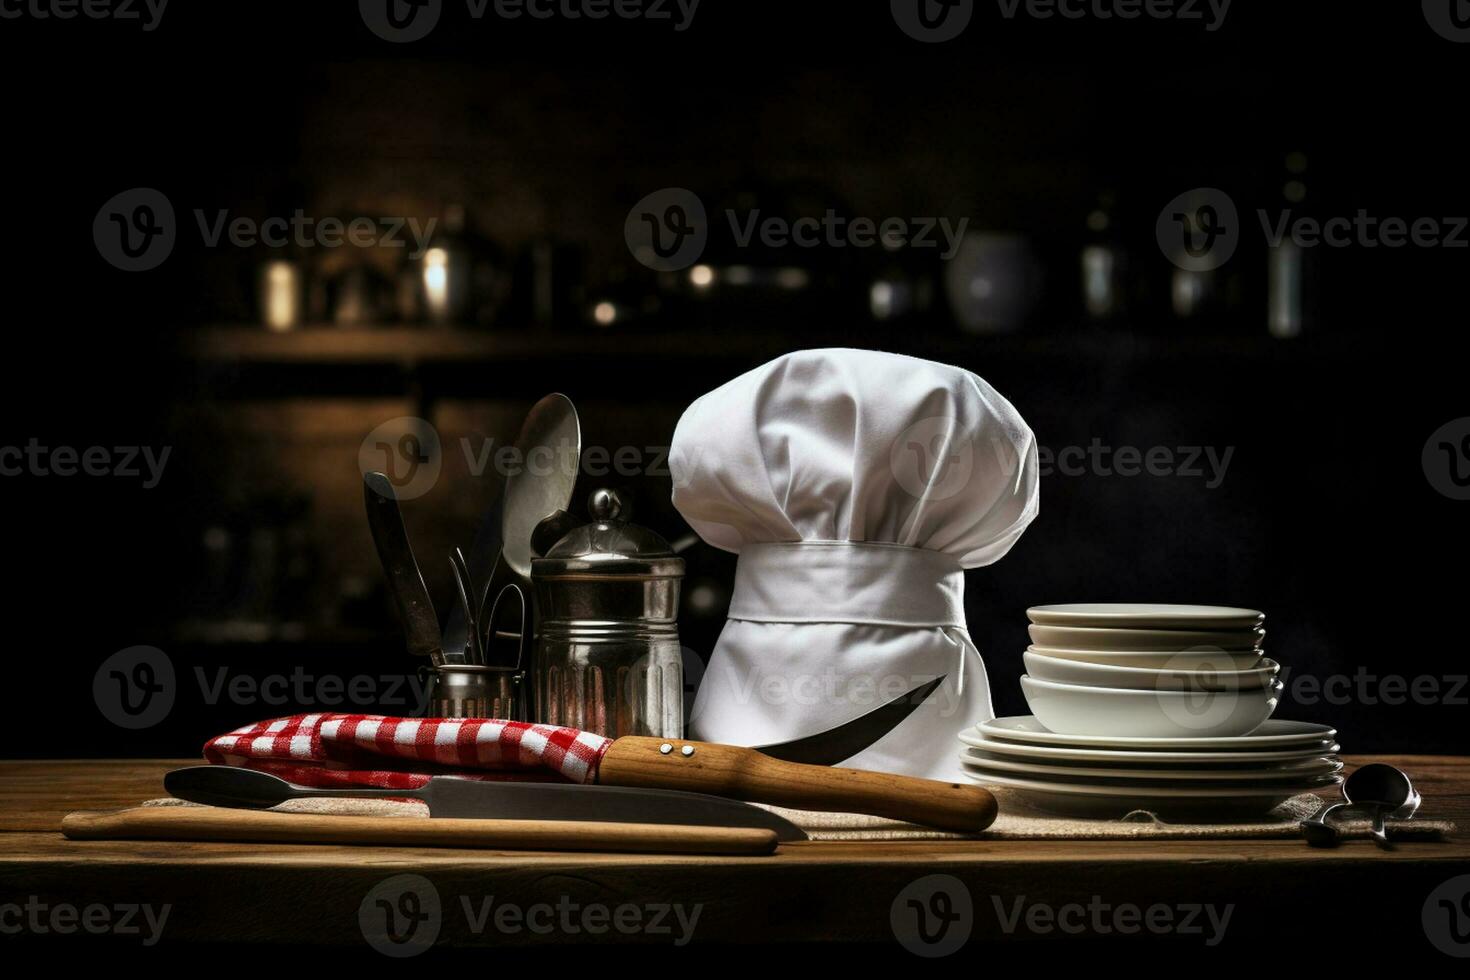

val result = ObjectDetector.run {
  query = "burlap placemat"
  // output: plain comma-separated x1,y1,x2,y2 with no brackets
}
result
140,794,1454,843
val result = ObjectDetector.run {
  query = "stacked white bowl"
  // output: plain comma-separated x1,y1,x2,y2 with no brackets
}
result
959,604,1343,818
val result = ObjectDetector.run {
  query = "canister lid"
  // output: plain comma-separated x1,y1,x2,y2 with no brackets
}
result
534,489,685,578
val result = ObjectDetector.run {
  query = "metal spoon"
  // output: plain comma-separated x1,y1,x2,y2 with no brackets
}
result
1302,764,1419,847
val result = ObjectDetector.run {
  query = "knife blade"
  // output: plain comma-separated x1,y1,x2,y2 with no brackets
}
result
752,675,947,766
363,472,442,664
165,765,807,841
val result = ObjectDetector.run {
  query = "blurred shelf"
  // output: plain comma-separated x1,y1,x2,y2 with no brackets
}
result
185,324,1336,367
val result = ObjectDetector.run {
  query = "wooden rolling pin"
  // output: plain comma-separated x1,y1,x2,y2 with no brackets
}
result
597,738,997,833
61,807,779,856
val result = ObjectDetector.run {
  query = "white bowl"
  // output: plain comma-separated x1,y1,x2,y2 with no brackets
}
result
1024,651,1280,691
1028,644,1264,670
1028,623,1264,652
1020,674,1282,739
1027,603,1264,630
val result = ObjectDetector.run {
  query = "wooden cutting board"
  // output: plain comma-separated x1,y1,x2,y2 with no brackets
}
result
62,806,780,856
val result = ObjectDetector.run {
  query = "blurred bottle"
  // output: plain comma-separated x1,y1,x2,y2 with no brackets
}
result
944,232,1042,334
401,205,510,328
1267,150,1317,338
1080,191,1126,322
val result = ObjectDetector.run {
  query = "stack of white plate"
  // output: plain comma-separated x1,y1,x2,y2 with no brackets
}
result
960,604,1343,818
959,718,1342,818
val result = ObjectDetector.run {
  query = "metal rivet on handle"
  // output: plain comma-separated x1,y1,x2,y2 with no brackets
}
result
659,743,673,754
681,745,695,757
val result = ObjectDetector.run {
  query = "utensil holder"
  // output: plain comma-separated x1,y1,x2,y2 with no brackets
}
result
424,664,520,720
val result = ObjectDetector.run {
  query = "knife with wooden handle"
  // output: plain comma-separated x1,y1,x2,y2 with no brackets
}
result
597,737,997,834
62,807,779,856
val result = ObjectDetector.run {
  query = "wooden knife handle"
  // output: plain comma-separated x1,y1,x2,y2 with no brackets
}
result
598,737,997,833
61,807,778,856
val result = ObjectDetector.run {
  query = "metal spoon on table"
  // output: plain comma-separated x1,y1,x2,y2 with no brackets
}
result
1302,764,1419,847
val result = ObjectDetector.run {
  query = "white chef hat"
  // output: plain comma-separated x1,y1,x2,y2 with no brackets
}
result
670,348,1040,780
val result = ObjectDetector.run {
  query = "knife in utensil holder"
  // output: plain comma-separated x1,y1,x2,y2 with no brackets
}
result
596,737,997,833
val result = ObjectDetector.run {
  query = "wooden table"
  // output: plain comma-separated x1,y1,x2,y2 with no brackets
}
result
3,756,1468,957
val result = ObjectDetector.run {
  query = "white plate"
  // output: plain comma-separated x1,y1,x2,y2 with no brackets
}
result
1029,624,1265,652
1027,645,1265,670
959,728,1341,764
959,748,1343,782
1024,651,1280,691
1022,674,1280,738
979,715,1337,749
960,768,1339,819
1028,603,1265,630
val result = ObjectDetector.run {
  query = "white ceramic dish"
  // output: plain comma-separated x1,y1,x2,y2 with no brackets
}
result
979,715,1336,749
1027,644,1264,670
958,749,1343,782
959,768,1340,819
1024,651,1280,691
959,728,1341,764
1020,675,1282,738
1028,624,1265,652
1027,603,1265,630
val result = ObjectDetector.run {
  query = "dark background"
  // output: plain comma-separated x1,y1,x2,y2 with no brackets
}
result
2,1,1466,757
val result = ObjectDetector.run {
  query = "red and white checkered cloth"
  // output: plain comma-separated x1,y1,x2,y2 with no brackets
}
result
203,714,612,789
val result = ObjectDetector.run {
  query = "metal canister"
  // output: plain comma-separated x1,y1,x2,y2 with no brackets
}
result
531,489,684,738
